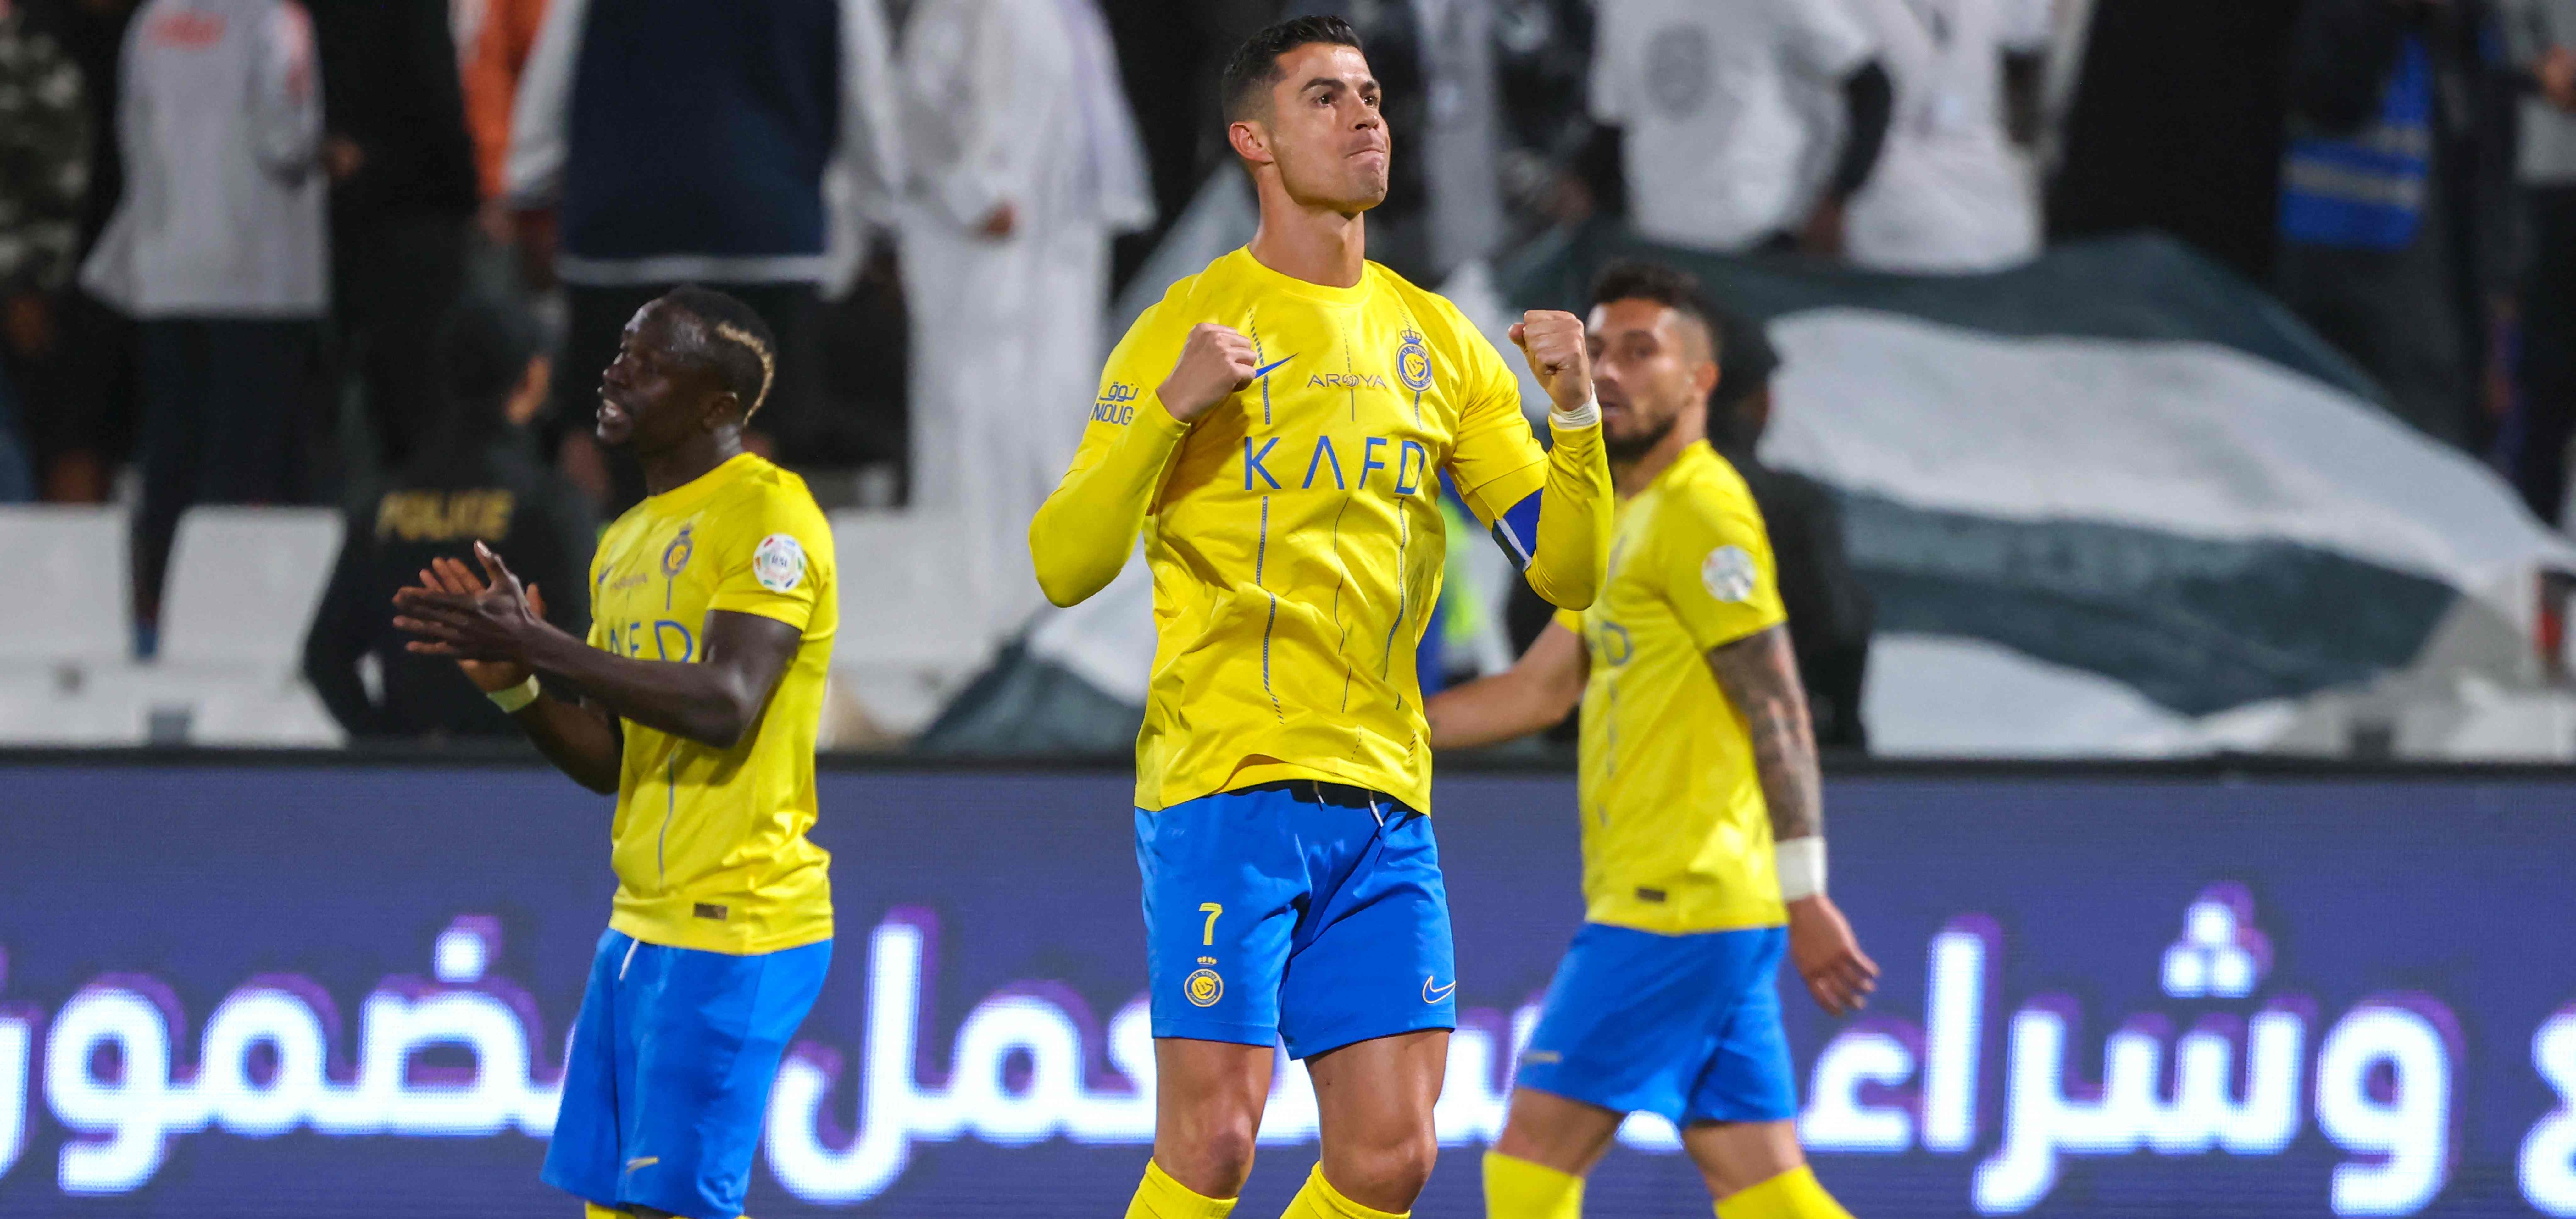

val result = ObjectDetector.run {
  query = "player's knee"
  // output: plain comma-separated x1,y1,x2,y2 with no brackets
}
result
1334,1127,1439,1205
1163,1113,1260,1195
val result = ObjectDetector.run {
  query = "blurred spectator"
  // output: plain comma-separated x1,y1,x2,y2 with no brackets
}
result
899,0,1151,621
1586,0,1892,255
2502,0,2576,524
2045,4,2301,283
13,0,140,505
507,0,905,512
1707,309,1874,748
454,0,546,236
0,367,28,501
1098,0,1262,288
304,296,595,739
1841,0,2051,273
2275,0,2513,450
308,0,478,472
1495,0,1604,237
81,0,328,645
0,0,87,501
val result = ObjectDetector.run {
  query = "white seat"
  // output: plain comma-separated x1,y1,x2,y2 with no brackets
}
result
829,510,1008,668
77,662,344,746
0,505,130,665
828,510,1008,738
158,506,344,668
188,678,345,746
0,670,143,745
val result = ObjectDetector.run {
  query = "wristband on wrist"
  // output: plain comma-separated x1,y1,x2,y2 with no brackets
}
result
1550,395,1600,429
1775,836,1827,902
487,675,541,714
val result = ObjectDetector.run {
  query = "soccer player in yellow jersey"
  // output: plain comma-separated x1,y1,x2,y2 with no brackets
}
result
393,286,837,1219
1028,17,1615,1219
1425,262,1880,1219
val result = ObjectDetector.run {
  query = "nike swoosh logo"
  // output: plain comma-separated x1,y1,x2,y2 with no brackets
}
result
1424,978,1457,1003
624,1156,659,1172
1253,355,1296,379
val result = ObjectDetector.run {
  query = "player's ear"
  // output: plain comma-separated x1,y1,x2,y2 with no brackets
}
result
1227,118,1273,167
1697,360,1722,402
703,388,743,432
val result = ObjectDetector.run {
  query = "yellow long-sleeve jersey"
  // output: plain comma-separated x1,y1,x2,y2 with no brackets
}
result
1030,247,1613,813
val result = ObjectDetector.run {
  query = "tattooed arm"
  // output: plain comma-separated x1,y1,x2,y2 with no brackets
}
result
1707,623,1823,843
1707,623,1877,1014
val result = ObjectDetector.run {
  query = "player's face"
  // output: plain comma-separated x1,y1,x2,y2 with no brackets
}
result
597,300,723,452
1254,43,1390,212
1587,299,1714,462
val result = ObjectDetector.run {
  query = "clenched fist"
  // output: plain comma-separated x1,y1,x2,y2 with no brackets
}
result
1508,309,1593,415
1158,323,1259,423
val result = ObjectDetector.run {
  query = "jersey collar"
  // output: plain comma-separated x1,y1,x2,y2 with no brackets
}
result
1229,247,1375,307
645,451,760,516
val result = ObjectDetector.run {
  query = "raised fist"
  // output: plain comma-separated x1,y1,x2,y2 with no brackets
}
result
1508,310,1594,415
1158,323,1260,424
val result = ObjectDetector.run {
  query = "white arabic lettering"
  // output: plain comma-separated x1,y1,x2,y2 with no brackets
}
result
2522,1009,2576,1217
0,890,2555,1218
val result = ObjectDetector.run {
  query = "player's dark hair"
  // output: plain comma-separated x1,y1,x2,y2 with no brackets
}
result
440,295,543,421
661,285,778,420
419,294,544,464
1220,15,1364,122
1709,307,1780,413
1588,259,1722,363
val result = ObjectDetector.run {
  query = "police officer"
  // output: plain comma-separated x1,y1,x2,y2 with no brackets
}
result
303,297,597,739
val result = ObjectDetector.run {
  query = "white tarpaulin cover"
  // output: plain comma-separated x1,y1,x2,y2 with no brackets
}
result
922,229,2576,759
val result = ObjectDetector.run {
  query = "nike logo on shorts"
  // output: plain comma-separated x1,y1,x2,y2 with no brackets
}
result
1423,976,1457,1003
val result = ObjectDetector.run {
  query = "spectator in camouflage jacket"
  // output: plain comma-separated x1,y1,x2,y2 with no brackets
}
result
0,0,90,501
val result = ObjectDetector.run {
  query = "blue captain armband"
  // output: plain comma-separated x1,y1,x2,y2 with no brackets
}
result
1490,490,1543,571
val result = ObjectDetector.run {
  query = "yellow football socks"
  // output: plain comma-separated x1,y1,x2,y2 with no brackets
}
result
583,1205,625,1219
1713,1166,1855,1219
1127,1159,1241,1219
1280,1163,1408,1219
1483,1150,1585,1219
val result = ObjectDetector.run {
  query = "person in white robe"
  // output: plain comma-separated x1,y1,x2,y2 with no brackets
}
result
898,0,1153,635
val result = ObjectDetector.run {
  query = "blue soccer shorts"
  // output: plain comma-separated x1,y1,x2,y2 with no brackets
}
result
1136,779,1457,1059
543,928,831,1219
1513,922,1798,1125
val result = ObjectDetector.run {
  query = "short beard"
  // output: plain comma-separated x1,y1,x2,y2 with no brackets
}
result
1604,412,1677,464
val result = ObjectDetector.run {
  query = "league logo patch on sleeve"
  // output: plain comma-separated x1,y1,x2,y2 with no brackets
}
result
1701,545,1758,603
753,534,807,593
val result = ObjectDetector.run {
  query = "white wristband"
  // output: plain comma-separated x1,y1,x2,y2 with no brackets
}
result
487,676,541,714
1775,836,1827,902
1549,395,1600,429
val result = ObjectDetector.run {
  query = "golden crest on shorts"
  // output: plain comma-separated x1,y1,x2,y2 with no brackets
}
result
1184,967,1224,1008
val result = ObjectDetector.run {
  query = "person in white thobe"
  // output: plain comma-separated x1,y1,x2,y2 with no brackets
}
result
899,0,1153,633
1589,0,1890,254
1842,0,2051,272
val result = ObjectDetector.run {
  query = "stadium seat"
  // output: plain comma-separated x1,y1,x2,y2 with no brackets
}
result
157,507,344,668
0,505,130,666
58,507,353,748
0,507,140,745
827,511,1003,737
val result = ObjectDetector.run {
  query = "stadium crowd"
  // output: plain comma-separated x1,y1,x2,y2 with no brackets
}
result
0,0,2572,742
